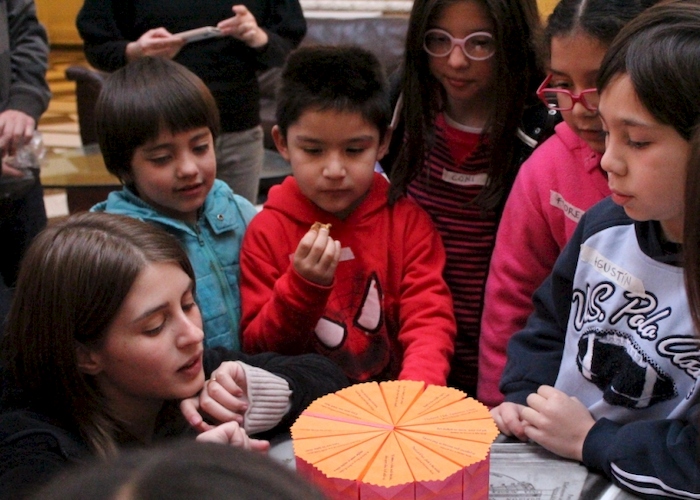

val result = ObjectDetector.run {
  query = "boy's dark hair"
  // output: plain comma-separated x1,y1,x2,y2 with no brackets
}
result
94,57,220,185
275,45,390,138
597,0,700,141
542,0,661,62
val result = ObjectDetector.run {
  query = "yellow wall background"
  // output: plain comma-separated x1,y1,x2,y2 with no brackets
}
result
538,0,559,18
35,0,83,45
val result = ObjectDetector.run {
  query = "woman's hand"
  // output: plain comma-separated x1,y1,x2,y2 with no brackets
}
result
0,109,35,158
490,402,529,441
196,421,270,452
293,225,341,286
521,385,595,461
217,5,269,48
126,28,185,61
180,361,250,432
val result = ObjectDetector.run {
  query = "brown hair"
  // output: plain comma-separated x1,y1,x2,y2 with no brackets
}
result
389,0,543,209
0,212,195,456
686,127,700,332
597,0,700,140
95,57,220,187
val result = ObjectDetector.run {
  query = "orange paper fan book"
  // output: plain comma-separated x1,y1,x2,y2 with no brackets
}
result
291,381,498,499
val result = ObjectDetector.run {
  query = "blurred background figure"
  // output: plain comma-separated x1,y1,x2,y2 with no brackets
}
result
0,0,51,331
30,440,329,500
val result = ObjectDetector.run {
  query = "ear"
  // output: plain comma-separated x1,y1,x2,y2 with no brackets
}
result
75,343,103,376
271,125,291,162
375,128,393,161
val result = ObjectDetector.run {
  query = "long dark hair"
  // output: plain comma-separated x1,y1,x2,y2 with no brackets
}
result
0,212,195,456
389,0,542,210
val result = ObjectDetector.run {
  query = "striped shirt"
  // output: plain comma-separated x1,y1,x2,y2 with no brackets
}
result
407,113,496,394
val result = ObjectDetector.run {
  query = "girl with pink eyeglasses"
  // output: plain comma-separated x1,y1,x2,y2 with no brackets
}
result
478,0,661,408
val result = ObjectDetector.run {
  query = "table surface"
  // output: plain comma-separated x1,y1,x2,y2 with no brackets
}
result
267,436,639,500
40,145,120,189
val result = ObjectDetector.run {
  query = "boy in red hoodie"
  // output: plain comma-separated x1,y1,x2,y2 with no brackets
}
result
240,46,456,385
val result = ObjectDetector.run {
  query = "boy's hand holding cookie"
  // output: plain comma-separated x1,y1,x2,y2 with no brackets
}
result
293,223,341,286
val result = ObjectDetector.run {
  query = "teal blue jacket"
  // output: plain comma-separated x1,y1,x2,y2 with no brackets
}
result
92,180,257,349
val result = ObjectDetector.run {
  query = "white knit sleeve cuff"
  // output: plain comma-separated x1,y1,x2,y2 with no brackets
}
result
238,362,293,435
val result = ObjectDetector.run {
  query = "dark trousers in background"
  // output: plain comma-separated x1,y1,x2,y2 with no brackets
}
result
0,180,47,333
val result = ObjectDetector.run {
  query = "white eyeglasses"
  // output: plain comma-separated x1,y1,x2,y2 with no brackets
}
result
423,29,496,60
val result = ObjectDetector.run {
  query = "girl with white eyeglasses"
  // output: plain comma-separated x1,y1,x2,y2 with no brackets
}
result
479,0,662,408
381,0,553,397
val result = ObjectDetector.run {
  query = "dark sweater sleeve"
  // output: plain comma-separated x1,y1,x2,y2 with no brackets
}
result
5,0,50,120
203,348,349,432
499,199,630,404
582,415,700,499
498,220,580,404
253,0,306,70
0,412,88,500
0,437,70,499
75,0,130,71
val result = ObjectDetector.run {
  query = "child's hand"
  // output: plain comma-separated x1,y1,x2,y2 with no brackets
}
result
521,385,594,462
196,421,270,452
490,402,528,441
218,5,268,48
293,225,341,286
180,361,249,432
126,28,185,61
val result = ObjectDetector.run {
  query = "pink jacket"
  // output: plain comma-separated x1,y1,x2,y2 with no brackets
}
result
478,122,609,407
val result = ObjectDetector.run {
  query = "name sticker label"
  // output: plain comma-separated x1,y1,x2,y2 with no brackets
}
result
580,245,645,294
550,190,585,223
441,169,488,186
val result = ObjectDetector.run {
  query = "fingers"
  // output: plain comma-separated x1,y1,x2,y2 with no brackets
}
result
249,438,271,453
211,362,247,396
294,226,341,285
0,110,35,156
199,379,246,424
196,421,270,451
128,29,185,60
490,403,528,441
1,162,24,178
217,5,268,47
179,398,215,433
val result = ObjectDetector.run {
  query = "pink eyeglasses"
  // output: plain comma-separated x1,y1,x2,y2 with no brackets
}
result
537,74,599,112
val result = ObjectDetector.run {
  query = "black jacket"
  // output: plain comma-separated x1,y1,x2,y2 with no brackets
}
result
0,349,348,499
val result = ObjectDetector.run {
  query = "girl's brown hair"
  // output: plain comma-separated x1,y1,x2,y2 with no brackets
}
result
389,0,543,210
1,212,195,456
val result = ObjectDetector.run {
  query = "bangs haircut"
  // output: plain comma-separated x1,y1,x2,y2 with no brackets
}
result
95,57,220,184
598,0,700,140
275,45,390,137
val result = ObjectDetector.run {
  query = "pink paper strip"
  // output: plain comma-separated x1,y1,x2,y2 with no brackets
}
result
302,411,395,430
